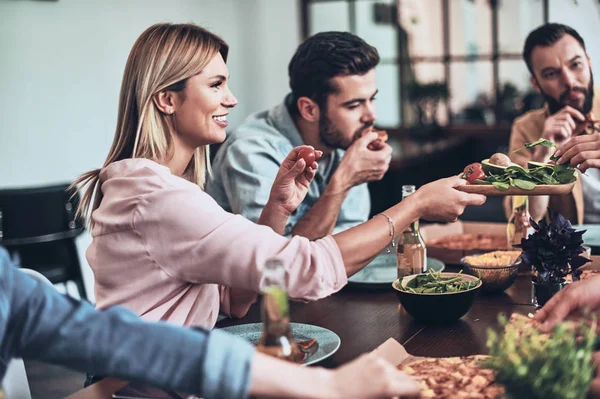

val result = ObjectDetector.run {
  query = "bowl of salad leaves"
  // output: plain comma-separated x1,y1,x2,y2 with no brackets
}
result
392,270,482,323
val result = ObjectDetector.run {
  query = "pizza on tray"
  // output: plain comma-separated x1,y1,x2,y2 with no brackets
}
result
397,355,505,399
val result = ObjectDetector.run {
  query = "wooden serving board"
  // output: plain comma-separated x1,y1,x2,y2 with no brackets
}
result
457,181,575,196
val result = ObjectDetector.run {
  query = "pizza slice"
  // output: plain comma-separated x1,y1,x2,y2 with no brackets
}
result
361,127,388,150
397,355,505,398
505,313,587,342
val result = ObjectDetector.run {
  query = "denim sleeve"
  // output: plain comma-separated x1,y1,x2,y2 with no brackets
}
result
218,137,293,225
0,247,255,399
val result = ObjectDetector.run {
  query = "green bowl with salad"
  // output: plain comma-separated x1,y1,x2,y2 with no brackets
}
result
392,270,482,323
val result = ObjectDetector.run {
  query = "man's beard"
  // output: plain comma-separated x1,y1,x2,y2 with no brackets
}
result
539,70,594,115
318,111,373,150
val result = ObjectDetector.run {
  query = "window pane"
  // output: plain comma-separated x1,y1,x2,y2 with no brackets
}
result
450,61,494,124
398,0,444,58
498,0,544,54
449,0,492,56
355,1,398,60
309,1,350,35
406,63,448,126
499,60,531,94
498,60,544,122
375,64,401,127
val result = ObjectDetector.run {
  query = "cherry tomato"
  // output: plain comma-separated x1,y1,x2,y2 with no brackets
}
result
298,148,316,165
462,163,486,184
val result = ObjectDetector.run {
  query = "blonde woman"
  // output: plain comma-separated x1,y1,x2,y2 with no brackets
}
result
75,23,485,330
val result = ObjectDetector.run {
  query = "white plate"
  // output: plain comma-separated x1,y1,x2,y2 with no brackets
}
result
219,322,340,366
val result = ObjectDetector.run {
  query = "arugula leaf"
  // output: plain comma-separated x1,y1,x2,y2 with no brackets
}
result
513,179,536,190
535,173,559,185
478,157,576,190
552,164,577,184
492,182,510,191
514,138,558,152
506,164,528,174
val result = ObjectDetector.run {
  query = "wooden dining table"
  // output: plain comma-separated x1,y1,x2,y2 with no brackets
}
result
64,261,549,399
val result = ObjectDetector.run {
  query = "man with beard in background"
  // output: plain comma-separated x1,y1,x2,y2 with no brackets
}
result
505,23,600,225
207,32,391,239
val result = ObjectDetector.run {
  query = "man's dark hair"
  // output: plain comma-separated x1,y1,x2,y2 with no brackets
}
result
288,31,379,115
523,23,586,75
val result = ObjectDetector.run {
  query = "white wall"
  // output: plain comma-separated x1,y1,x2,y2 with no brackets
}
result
0,0,300,301
550,0,600,82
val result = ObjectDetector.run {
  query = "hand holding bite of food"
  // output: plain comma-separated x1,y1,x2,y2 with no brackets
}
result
361,127,388,151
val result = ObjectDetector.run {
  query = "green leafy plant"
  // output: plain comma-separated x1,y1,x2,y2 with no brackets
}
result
513,210,591,284
486,313,596,399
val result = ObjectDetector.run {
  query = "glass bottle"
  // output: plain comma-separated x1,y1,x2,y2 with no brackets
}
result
396,185,427,278
506,196,534,248
256,258,303,363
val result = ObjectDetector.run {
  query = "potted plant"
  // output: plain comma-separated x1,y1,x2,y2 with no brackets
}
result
513,209,590,308
407,81,449,139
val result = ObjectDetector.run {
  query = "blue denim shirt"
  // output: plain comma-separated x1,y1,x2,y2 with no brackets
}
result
0,247,254,398
207,95,370,236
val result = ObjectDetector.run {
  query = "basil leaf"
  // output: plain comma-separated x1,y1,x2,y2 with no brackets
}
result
513,179,536,190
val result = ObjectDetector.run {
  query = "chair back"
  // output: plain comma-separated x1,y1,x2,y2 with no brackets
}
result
0,183,82,242
0,184,87,299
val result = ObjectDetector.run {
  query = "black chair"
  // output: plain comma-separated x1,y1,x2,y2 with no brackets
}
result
0,183,88,300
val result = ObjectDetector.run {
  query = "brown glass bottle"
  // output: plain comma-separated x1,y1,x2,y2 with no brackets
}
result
396,185,427,278
507,196,534,248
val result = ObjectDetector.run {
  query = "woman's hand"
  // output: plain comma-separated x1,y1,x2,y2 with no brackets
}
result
269,146,322,215
249,351,421,399
535,275,600,332
409,176,487,222
326,353,421,398
258,146,321,234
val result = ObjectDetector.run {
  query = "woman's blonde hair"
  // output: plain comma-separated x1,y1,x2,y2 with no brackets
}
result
73,23,228,226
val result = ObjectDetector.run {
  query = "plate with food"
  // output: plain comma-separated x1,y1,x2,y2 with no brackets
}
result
425,232,509,265
347,252,445,288
457,139,578,196
218,322,340,366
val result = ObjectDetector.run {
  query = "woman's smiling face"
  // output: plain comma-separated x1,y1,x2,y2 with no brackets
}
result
171,53,238,147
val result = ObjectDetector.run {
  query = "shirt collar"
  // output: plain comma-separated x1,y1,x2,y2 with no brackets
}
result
266,93,305,148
